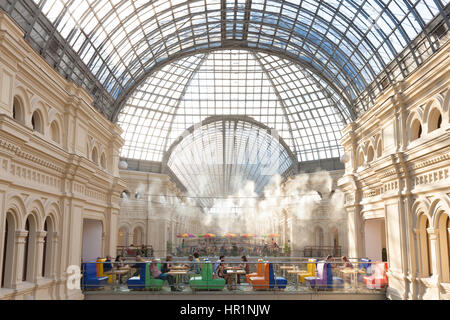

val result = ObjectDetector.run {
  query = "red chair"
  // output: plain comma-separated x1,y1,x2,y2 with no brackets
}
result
364,262,388,289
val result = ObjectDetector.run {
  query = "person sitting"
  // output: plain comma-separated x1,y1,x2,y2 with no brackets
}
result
103,255,113,272
131,255,145,277
183,254,200,283
161,255,174,273
341,256,353,268
237,255,250,285
150,259,180,292
114,255,127,269
214,255,232,290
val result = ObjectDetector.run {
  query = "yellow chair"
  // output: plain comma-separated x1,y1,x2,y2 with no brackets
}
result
96,258,114,284
298,259,317,283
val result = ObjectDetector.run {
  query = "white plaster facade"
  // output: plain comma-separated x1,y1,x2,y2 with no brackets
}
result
117,170,203,257
0,12,125,300
338,41,450,300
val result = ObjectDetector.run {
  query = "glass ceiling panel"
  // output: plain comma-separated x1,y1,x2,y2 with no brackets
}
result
14,0,447,119
118,49,351,163
166,117,295,207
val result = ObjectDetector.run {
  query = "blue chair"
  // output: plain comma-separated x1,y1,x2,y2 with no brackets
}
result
127,262,147,290
326,263,344,289
268,263,287,289
82,262,108,289
360,258,372,274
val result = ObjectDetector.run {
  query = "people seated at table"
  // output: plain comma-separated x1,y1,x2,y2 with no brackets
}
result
150,259,181,292
131,255,145,277
161,255,174,273
103,255,113,272
341,256,353,268
237,255,250,284
183,254,201,283
214,255,232,290
114,255,127,269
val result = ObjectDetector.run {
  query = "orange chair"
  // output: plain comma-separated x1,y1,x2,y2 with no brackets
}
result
249,263,270,290
246,259,264,283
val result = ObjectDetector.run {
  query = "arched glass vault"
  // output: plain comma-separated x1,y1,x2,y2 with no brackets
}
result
2,0,448,119
117,49,350,163
164,116,296,208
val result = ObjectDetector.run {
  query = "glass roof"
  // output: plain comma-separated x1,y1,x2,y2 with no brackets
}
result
117,49,350,163
165,116,296,207
2,0,447,119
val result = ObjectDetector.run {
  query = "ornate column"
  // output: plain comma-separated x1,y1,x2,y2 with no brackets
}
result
34,230,47,282
12,229,28,289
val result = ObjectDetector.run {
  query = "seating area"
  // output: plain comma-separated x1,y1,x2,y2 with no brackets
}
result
82,262,109,290
190,261,226,291
81,257,388,295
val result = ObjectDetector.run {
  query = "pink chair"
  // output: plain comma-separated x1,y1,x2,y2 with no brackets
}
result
364,262,388,289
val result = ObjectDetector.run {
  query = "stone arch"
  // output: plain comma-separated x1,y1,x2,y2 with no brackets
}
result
132,224,145,246
366,143,375,163
424,96,444,133
30,99,49,135
26,198,46,230
6,194,26,229
118,224,131,247
13,85,31,123
91,146,99,165
1,211,17,288
407,114,423,142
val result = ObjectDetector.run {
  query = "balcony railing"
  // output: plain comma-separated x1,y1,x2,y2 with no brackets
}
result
80,257,388,296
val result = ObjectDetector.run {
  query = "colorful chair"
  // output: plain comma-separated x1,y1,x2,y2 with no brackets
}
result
358,258,372,282
82,262,108,290
268,263,287,290
298,258,317,283
305,262,344,290
146,263,164,290
246,259,264,283
364,262,388,289
249,263,270,290
127,262,148,290
96,258,114,284
305,262,327,289
190,261,226,291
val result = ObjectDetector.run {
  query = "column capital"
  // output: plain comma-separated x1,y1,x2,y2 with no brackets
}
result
35,230,48,239
15,229,28,238
426,227,439,240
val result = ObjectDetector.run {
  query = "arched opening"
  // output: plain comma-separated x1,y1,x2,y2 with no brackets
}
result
12,96,24,123
22,218,30,281
438,212,450,283
31,110,44,134
358,150,364,168
91,147,98,165
376,139,382,158
100,153,106,169
410,118,422,142
419,214,432,277
331,227,339,256
428,108,442,132
133,227,143,247
367,146,374,163
50,121,60,144
118,227,128,247
120,190,130,199
1,212,15,288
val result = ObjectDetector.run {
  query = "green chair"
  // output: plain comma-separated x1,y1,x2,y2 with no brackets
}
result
189,261,226,291
145,262,164,290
